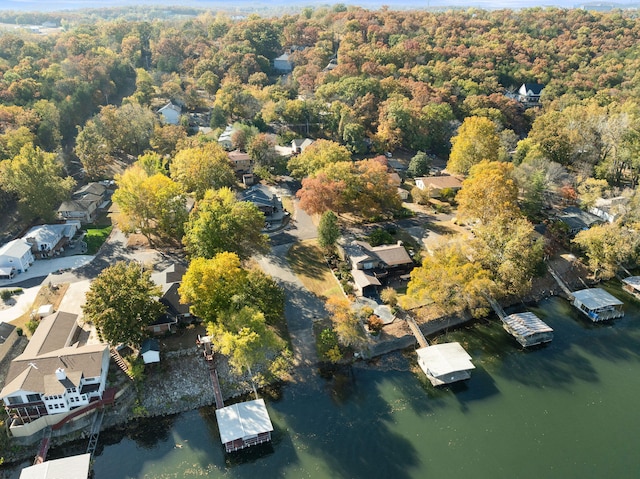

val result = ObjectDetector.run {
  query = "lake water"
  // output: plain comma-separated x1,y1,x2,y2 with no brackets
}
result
6,287,640,478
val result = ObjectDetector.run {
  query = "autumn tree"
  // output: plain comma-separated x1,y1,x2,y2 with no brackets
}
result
287,139,351,179
317,210,340,250
170,143,236,200
456,161,520,225
407,243,495,318
326,297,366,350
83,261,165,346
150,124,187,156
112,165,187,242
573,224,640,280
75,121,111,180
447,116,500,175
297,172,347,215
247,133,277,167
183,187,269,260
0,144,75,221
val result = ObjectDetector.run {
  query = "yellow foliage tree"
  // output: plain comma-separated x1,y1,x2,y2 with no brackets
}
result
447,116,500,175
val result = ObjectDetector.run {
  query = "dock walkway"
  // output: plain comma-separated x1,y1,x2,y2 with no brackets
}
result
206,359,225,409
547,265,575,300
406,317,429,349
33,426,51,465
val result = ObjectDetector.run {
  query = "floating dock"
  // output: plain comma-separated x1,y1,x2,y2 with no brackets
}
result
416,343,475,386
502,312,554,347
572,288,624,321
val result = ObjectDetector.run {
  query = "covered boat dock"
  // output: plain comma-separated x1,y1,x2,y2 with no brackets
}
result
502,312,553,347
621,276,640,299
416,343,475,386
215,399,274,453
572,288,624,321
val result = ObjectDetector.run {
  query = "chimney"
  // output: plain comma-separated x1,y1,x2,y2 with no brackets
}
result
55,368,66,381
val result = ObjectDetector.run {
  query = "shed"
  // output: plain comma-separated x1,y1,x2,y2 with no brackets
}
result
36,305,54,319
140,338,160,364
416,343,475,386
572,288,624,321
622,276,640,299
502,312,553,347
215,399,274,452
20,453,91,479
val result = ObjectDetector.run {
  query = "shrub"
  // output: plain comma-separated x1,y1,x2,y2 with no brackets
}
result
318,328,342,363
16,328,23,336
380,287,398,307
360,306,374,319
26,320,39,334
0,290,11,301
368,228,394,246
367,315,384,333
411,186,431,205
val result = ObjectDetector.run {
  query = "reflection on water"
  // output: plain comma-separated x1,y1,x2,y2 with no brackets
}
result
5,294,640,478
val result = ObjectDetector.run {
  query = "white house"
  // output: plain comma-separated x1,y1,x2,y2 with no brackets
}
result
291,138,314,155
22,223,78,258
516,83,544,106
274,53,293,72
218,125,236,150
0,311,110,437
415,175,463,198
0,239,35,275
157,102,182,125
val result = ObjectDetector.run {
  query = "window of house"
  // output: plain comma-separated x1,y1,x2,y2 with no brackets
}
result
54,404,59,409
7,396,23,405
26,394,41,402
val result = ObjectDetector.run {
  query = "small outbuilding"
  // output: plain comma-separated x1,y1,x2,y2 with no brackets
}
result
572,288,624,321
416,343,475,386
215,398,274,452
502,312,553,347
140,338,160,364
622,276,640,299
19,453,91,479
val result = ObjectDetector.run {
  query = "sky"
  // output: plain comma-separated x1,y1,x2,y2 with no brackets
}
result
0,0,638,12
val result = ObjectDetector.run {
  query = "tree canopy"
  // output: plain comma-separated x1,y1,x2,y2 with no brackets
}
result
447,116,500,175
83,261,165,346
170,143,236,200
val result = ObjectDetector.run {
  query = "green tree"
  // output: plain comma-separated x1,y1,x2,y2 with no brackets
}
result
326,296,366,349
183,187,269,260
287,139,351,179
447,116,500,175
247,133,276,167
113,165,187,242
0,144,75,221
407,151,432,178
83,261,165,346
317,210,340,250
170,143,236,200
75,121,111,180
573,224,639,280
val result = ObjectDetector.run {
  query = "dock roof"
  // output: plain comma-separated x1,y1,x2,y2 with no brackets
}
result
215,399,274,444
416,343,474,377
572,288,623,310
503,312,553,337
622,276,640,292
20,453,90,479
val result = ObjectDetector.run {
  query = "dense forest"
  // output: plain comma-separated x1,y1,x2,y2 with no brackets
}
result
2,5,640,278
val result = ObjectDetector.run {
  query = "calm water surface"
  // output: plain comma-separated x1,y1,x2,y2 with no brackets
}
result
7,289,640,478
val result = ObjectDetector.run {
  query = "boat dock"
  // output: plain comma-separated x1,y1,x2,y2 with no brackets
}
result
485,295,553,347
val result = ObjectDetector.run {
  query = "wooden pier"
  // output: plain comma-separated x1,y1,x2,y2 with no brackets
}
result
33,426,51,465
406,317,429,348
547,265,575,300
209,365,225,410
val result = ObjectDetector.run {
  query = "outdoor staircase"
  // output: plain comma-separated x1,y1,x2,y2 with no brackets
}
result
86,408,105,457
110,347,134,379
33,426,52,465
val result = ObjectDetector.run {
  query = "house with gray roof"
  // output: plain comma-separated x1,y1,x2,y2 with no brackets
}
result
0,239,35,278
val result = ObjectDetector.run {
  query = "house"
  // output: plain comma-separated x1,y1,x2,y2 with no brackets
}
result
0,323,19,365
559,206,603,235
589,196,629,223
274,52,293,72
215,399,274,452
58,182,110,224
502,312,553,347
415,175,463,198
397,188,409,201
150,263,193,332
388,172,402,188
240,184,280,216
157,102,182,125
140,338,160,364
0,239,35,276
572,288,624,321
291,138,314,155
341,240,414,297
228,150,254,174
218,125,236,150
0,311,110,437
22,222,79,259
516,83,544,106
19,453,91,479
416,343,475,386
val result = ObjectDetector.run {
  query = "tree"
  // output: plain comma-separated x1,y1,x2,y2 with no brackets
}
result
456,161,520,225
407,151,432,178
208,306,285,395
326,297,366,349
170,143,236,200
0,144,75,221
150,124,187,156
247,133,276,167
573,224,640,280
136,152,168,176
183,187,269,260
447,116,500,175
577,178,609,209
407,243,494,318
83,261,165,346
112,165,187,242
317,211,340,250
297,172,347,215
287,139,351,179
75,121,111,180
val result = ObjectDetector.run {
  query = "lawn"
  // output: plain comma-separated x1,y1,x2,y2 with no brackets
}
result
84,225,113,254
287,240,344,300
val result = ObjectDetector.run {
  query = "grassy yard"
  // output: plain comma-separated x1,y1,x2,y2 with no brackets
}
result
84,225,113,254
287,240,344,300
